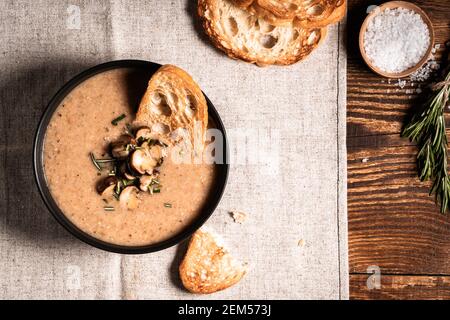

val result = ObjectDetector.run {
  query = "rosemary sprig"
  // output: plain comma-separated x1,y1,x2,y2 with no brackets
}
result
401,70,450,213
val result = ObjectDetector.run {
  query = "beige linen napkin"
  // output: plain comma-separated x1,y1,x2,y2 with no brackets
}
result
0,0,348,299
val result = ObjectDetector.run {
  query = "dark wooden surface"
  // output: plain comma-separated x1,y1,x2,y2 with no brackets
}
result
347,0,450,299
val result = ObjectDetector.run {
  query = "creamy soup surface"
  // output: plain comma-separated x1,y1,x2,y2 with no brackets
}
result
43,68,217,246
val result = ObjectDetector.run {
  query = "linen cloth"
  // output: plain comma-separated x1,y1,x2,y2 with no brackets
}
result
0,0,348,299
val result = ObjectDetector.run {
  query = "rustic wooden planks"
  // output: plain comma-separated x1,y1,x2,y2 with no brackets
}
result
348,0,450,299
350,275,450,299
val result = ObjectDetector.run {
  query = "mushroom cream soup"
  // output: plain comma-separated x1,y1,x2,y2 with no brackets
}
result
43,68,218,246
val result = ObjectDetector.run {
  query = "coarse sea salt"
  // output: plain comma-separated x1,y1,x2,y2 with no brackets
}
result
364,8,430,73
410,53,440,82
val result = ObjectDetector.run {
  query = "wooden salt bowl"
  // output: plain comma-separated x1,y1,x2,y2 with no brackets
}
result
359,1,435,78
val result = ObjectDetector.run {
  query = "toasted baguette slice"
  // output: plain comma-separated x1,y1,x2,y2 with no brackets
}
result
136,65,208,150
246,1,296,26
231,0,346,28
198,0,326,66
295,0,346,28
179,229,247,294
232,0,254,6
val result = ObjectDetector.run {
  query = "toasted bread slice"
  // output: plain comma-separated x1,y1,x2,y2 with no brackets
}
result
179,229,247,294
295,0,346,28
246,1,296,26
232,0,254,6
136,65,208,150
198,0,326,66
231,0,346,28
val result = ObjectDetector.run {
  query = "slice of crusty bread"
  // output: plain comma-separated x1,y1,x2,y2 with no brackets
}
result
179,228,247,294
136,65,208,150
246,1,297,26
231,0,254,6
230,0,346,28
198,0,326,66
294,0,346,28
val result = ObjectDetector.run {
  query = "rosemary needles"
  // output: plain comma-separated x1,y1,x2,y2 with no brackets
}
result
401,70,450,213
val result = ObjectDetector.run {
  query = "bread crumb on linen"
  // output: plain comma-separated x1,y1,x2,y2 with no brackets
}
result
229,211,247,224
298,239,306,247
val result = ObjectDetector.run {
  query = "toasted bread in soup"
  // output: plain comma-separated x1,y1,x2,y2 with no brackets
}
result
198,0,326,66
136,65,208,151
179,229,247,294
230,0,346,28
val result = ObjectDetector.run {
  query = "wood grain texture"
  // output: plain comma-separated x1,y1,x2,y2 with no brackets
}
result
348,0,450,299
350,274,450,300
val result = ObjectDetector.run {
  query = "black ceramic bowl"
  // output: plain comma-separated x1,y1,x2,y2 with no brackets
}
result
33,60,229,254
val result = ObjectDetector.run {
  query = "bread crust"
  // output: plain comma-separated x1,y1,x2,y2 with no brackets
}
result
198,0,326,66
179,229,247,294
230,0,346,28
295,0,346,28
136,65,208,150
231,0,254,7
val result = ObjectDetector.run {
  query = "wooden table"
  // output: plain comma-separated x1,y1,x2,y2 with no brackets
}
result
347,0,450,299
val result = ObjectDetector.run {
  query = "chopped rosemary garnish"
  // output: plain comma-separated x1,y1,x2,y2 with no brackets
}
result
164,203,172,208
94,130,168,204
111,114,126,126
115,180,123,194
90,152,101,171
104,206,115,211
402,69,450,213
152,187,161,194
122,179,136,187
94,158,116,163
125,144,142,152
